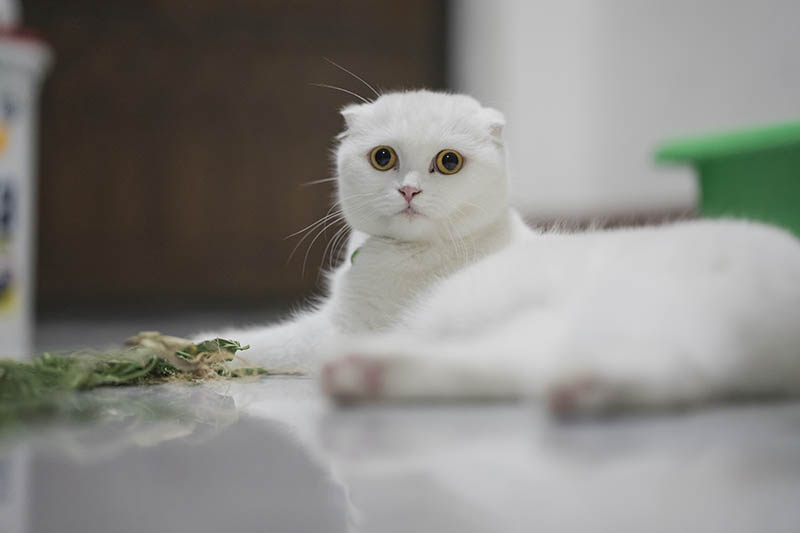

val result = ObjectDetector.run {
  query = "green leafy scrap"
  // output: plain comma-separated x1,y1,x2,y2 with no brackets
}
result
0,332,265,430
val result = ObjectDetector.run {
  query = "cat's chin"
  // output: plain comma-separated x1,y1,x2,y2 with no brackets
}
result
382,212,438,241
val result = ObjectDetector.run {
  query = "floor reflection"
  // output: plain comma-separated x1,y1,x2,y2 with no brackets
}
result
4,376,800,533
0,382,352,533
0,446,30,533
318,401,800,533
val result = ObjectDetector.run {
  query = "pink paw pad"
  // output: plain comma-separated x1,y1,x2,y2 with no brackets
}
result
548,376,616,418
322,354,385,405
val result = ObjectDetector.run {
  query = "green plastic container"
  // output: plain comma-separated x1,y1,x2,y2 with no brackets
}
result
656,120,800,236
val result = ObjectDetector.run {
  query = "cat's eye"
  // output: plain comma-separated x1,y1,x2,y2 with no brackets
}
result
435,150,463,175
369,146,397,171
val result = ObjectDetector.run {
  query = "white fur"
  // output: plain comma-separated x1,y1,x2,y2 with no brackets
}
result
198,90,800,415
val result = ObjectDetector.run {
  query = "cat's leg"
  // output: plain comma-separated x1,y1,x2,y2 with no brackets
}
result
545,342,800,417
541,270,800,417
192,308,335,374
321,310,565,403
322,339,527,403
322,293,800,415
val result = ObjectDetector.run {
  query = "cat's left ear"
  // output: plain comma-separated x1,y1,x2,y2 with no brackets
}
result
481,107,506,142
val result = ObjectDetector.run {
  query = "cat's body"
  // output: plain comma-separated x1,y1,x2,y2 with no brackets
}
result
199,90,800,415
331,211,520,332
201,210,523,372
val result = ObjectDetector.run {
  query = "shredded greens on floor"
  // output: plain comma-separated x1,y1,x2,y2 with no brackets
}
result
0,332,266,430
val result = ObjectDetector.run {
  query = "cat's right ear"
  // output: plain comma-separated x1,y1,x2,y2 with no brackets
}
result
340,104,363,130
337,104,363,140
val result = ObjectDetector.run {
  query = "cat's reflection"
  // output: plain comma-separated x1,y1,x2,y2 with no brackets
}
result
0,383,354,533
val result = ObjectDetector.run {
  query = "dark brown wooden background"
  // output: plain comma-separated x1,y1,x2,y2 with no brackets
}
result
25,0,447,308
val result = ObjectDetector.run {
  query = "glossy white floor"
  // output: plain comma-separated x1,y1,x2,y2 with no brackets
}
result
2,309,799,533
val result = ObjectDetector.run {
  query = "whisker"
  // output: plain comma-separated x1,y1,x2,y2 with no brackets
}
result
320,221,347,267
440,215,461,264
323,57,381,98
301,177,338,187
437,197,477,265
332,226,351,268
290,197,367,273
286,191,372,243
287,213,345,264
285,209,344,239
320,224,351,277
309,83,370,104
322,198,376,272
302,200,368,277
461,200,489,217
330,224,351,265
289,192,375,275
286,204,350,263
301,222,337,277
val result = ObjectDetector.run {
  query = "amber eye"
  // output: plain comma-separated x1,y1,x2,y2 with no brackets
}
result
369,145,397,171
435,150,463,174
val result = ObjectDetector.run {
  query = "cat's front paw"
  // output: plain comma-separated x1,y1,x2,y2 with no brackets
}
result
322,354,386,405
546,375,627,419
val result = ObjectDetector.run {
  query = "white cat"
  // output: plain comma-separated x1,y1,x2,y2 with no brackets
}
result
198,90,800,416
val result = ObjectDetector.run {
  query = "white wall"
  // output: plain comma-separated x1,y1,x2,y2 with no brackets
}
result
451,0,800,219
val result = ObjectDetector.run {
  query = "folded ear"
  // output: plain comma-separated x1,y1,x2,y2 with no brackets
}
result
481,107,506,141
340,103,364,130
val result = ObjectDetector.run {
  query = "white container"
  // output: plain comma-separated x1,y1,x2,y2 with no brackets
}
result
0,0,20,27
0,28,51,359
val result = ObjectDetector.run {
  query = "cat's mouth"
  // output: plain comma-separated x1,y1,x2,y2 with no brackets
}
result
399,206,423,218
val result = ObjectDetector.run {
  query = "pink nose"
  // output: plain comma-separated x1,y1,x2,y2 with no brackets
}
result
398,186,422,203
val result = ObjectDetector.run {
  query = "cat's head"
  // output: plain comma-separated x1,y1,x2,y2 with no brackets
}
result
335,91,508,242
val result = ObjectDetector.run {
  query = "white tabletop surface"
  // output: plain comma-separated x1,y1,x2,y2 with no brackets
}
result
1,309,799,533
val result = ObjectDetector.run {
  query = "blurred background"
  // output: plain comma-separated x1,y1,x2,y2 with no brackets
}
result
0,0,799,352
28,0,447,308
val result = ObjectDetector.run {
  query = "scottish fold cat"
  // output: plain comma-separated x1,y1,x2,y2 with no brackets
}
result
198,90,800,415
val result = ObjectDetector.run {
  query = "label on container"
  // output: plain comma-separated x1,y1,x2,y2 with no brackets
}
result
0,181,14,314
0,90,17,153
0,89,20,316
0,39,51,359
